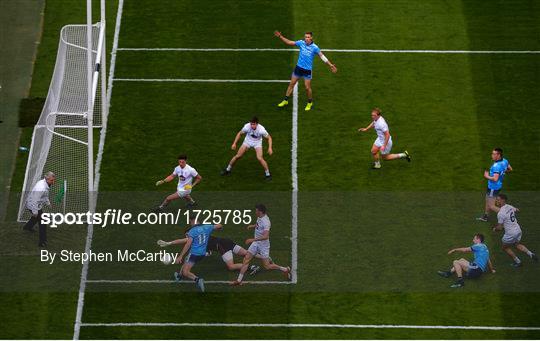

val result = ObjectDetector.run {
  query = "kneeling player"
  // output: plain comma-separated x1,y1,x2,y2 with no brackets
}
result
206,236,261,273
154,154,201,212
438,233,495,288
493,194,538,267
221,117,273,181
358,108,410,169
231,204,290,285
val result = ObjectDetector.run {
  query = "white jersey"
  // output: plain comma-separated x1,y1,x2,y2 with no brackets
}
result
373,116,392,146
173,164,198,190
497,204,521,236
25,179,51,214
242,123,269,145
254,214,271,246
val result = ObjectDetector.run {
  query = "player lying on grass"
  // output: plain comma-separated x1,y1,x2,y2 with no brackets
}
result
154,154,201,212
173,215,222,292
231,204,290,286
358,108,410,169
477,148,512,222
158,235,262,274
274,30,337,111
492,194,538,267
438,233,495,288
221,116,273,181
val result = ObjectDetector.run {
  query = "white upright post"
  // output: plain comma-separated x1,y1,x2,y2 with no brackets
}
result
86,0,94,212
100,0,107,128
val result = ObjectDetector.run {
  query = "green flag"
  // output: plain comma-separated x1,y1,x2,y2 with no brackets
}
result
55,180,65,204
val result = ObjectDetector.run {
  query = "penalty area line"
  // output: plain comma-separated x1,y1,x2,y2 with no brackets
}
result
86,279,292,285
79,322,540,331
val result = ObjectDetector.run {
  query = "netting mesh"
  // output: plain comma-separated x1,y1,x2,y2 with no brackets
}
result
18,24,104,221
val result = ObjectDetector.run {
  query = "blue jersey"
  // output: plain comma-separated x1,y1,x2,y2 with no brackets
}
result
295,40,320,70
471,243,489,272
487,159,507,190
187,224,215,256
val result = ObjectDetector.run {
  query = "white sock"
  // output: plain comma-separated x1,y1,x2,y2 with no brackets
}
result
237,273,244,282
265,170,270,176
514,257,521,263
398,153,406,158
278,266,287,272
527,250,533,256
226,165,232,171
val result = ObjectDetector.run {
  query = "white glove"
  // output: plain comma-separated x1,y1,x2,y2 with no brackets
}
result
157,240,171,247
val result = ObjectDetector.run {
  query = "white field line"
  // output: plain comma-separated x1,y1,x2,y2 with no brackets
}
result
72,0,124,340
113,78,289,83
86,279,291,284
79,322,540,331
117,47,540,54
291,83,298,283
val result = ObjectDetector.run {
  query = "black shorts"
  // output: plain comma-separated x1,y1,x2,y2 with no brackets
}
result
466,263,483,279
486,188,501,198
207,236,236,255
187,254,205,264
293,65,312,79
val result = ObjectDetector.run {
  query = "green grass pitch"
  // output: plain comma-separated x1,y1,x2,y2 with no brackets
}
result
1,0,540,339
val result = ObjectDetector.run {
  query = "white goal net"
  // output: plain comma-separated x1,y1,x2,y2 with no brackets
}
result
18,23,106,222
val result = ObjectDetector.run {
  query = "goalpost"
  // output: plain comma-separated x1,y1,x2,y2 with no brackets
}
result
17,3,106,222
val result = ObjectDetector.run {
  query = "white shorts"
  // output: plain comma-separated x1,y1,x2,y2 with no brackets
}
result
502,232,522,245
176,189,192,198
221,250,233,263
374,138,393,155
242,139,263,149
247,241,270,259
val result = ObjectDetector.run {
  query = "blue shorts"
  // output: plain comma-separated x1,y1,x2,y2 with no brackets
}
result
486,188,501,198
186,254,205,265
293,65,312,80
466,263,484,279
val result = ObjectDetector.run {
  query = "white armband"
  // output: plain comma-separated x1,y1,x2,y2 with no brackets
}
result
320,54,329,63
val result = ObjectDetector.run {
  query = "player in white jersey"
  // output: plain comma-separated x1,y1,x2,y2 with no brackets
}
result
221,117,273,181
154,154,202,212
358,108,411,169
493,194,537,267
231,204,291,285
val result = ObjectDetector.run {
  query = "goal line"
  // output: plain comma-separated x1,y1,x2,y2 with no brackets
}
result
79,322,540,331
112,78,290,83
117,47,540,54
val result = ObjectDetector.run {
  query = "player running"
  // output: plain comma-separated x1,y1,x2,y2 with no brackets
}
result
231,204,290,286
477,148,512,222
358,108,410,169
438,233,495,288
154,154,201,212
174,215,222,292
274,31,337,111
492,194,538,267
220,117,273,181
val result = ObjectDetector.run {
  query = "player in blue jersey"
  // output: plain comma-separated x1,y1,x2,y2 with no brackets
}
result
175,215,222,292
438,233,495,288
274,31,337,111
477,148,513,222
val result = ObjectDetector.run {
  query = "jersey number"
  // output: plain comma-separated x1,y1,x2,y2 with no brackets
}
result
510,212,516,222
